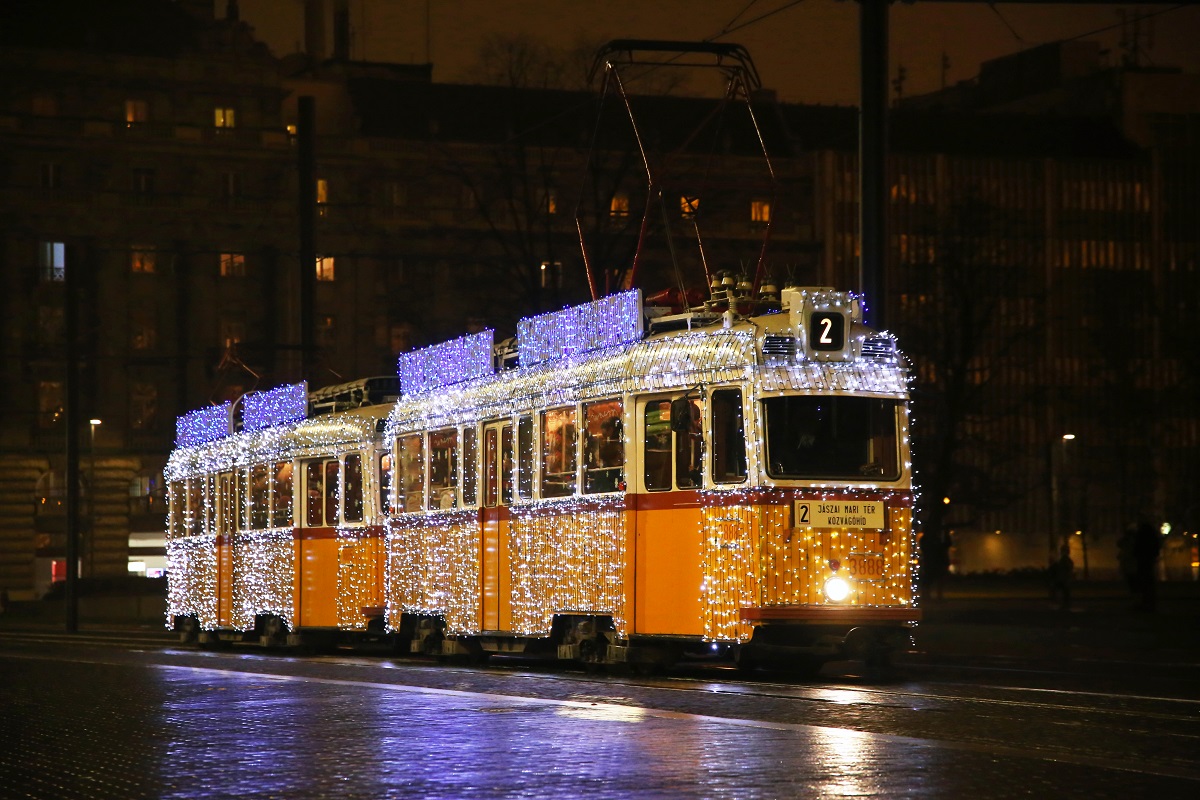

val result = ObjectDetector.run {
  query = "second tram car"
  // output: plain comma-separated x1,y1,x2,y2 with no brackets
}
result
166,286,918,670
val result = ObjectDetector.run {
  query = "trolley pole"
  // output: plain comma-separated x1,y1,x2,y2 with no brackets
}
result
298,96,316,384
858,0,888,330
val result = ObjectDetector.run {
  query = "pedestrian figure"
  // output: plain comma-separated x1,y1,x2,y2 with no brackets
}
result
1133,521,1161,612
1049,543,1073,611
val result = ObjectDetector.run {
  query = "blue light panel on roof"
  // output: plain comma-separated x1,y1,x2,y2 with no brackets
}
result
176,402,231,447
518,289,643,368
242,383,308,432
398,330,495,395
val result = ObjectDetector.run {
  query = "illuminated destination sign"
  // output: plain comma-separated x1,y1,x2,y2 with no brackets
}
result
398,329,495,395
518,289,643,368
794,500,884,529
242,383,308,432
175,402,231,447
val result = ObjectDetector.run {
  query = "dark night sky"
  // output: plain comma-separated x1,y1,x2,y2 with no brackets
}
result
235,0,1200,105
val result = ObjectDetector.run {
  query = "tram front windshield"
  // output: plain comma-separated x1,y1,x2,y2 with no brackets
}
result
763,396,900,480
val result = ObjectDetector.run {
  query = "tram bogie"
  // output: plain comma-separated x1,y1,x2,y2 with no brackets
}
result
166,288,919,675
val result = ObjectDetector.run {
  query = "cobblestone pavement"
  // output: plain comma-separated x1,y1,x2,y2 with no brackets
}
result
2,637,1198,799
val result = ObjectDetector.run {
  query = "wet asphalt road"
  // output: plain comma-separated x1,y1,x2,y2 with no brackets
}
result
1,631,1198,799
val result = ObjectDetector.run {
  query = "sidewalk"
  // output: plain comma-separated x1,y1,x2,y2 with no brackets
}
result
911,578,1200,664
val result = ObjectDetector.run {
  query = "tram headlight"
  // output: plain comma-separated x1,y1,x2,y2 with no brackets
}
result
823,575,852,603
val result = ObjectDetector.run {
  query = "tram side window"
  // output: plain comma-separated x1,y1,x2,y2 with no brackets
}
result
711,389,747,484
379,454,393,516
249,464,269,529
541,407,577,498
205,475,218,535
584,399,623,494
344,453,364,523
674,398,703,489
324,459,340,526
304,461,324,527
235,469,250,530
501,425,514,505
462,426,478,507
517,415,534,501
272,461,293,527
396,434,424,512
224,472,239,534
169,482,184,537
644,401,672,492
428,429,458,510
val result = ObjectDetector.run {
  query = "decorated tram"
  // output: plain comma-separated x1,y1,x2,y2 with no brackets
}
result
166,285,918,670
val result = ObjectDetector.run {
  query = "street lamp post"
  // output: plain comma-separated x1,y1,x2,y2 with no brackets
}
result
1049,433,1075,563
88,419,100,577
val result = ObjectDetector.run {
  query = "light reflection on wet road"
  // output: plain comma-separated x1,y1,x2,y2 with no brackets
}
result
1,639,1197,799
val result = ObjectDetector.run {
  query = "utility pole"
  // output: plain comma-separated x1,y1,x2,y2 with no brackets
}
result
858,0,888,330
64,244,81,633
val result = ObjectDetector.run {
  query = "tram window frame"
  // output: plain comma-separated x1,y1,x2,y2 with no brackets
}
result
674,397,703,489
343,453,364,523
168,481,184,538
517,415,534,501
462,425,479,507
540,406,578,499
500,424,514,505
323,459,340,526
583,399,623,494
304,460,324,527
270,462,293,528
711,389,747,484
643,399,673,492
204,474,218,536
396,433,425,513
762,396,901,481
236,469,250,530
379,453,393,516
249,464,270,529
428,428,459,510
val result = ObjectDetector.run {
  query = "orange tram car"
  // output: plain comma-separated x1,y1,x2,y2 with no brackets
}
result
166,286,919,671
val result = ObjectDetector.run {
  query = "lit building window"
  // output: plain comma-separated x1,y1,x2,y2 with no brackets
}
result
125,99,148,125
130,314,157,350
543,190,558,215
610,193,630,218
214,107,236,128
751,199,771,223
540,260,562,290
317,315,337,348
315,255,335,282
220,252,246,277
130,246,156,274
39,241,65,282
317,178,328,216
220,318,245,348
681,196,700,218
129,382,158,431
38,381,64,428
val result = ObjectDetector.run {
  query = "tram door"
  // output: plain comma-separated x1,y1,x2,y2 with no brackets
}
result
633,393,705,636
215,471,236,628
481,421,512,632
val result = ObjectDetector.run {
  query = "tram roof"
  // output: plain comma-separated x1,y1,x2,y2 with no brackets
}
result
385,317,908,436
